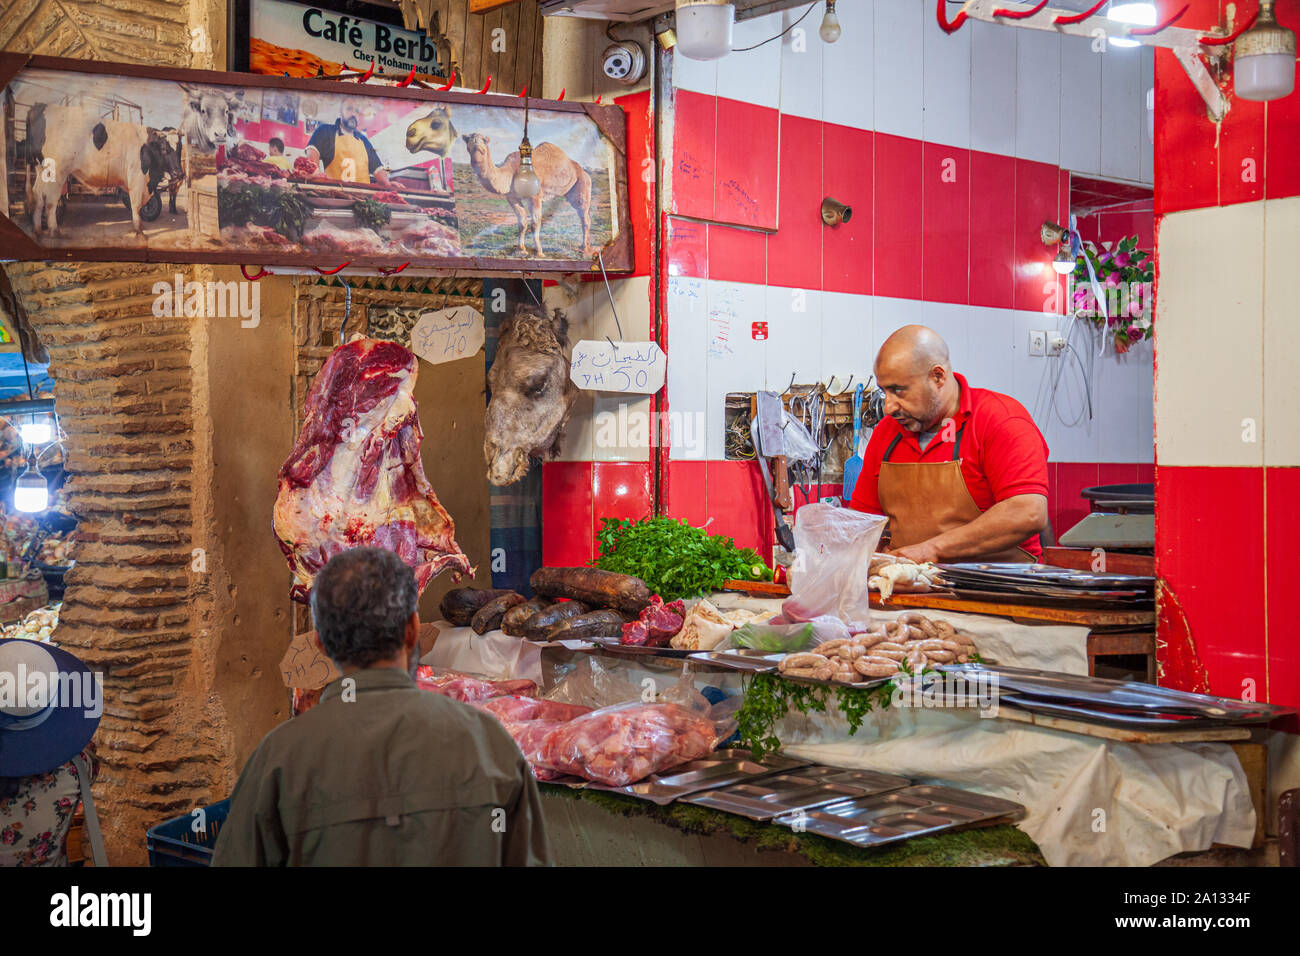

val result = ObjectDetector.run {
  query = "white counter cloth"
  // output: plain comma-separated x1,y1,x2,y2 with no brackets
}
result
422,600,1255,866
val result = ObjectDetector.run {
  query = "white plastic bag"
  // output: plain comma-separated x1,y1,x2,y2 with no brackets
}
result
783,503,887,629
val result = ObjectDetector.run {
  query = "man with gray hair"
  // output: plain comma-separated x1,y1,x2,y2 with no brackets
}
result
213,547,550,866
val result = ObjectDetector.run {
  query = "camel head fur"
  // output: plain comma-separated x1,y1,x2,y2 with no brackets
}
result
484,304,578,486
405,106,458,156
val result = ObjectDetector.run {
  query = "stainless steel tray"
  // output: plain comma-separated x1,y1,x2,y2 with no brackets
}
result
771,784,1025,848
683,766,911,821
687,650,786,673
586,748,813,805
587,636,696,658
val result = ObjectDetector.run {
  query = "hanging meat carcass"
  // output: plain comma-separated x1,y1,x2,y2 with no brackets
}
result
273,337,472,602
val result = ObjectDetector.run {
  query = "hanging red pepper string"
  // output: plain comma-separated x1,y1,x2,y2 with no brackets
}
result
476,75,493,94
1129,4,1189,35
993,0,1049,19
313,262,351,276
1200,8,1257,44
1053,0,1107,25
241,265,270,281
936,0,969,34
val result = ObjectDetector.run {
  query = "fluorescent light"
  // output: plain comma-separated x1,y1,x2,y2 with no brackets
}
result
1107,2,1155,47
20,421,51,445
14,467,48,513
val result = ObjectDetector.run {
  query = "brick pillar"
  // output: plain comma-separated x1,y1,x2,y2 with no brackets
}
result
5,261,231,865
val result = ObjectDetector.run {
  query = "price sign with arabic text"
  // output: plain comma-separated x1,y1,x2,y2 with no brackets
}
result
410,306,485,365
569,340,666,394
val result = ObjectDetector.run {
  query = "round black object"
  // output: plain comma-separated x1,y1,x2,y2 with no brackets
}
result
139,192,162,221
1081,483,1154,514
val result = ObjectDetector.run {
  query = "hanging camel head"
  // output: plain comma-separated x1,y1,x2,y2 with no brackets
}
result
484,304,578,486
405,105,458,156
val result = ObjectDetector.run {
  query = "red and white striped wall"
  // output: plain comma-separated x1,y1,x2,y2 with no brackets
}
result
1151,1,1300,731
543,1,1156,567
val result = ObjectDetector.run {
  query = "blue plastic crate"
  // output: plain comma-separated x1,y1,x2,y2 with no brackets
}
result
146,799,230,867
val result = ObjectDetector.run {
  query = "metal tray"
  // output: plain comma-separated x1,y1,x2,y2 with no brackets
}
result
586,748,812,805
687,650,786,673
938,563,1156,589
940,663,1295,722
683,766,912,821
587,636,696,658
772,784,1025,848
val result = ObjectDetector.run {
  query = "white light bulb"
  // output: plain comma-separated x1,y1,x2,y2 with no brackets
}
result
20,422,51,445
14,469,48,513
1053,258,1076,275
820,4,841,43
676,1,734,61
513,162,542,199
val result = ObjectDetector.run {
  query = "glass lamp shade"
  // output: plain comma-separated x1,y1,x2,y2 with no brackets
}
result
14,468,48,513
676,2,734,61
1052,256,1076,275
513,162,541,198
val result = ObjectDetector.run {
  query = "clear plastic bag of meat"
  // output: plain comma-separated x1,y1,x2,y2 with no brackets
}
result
535,699,723,787
541,656,643,711
781,503,887,629
473,695,594,781
414,665,538,703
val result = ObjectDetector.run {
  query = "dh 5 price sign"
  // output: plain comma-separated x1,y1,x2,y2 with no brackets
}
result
410,306,485,365
569,340,666,394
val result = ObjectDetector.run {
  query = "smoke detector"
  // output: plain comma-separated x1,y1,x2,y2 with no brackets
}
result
602,41,647,84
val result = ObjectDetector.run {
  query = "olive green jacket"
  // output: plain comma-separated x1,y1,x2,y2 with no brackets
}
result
212,667,552,866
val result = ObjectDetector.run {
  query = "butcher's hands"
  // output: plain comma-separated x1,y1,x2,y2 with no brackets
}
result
374,168,391,185
892,540,941,565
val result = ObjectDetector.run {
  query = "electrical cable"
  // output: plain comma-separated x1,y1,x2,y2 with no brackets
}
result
731,2,818,52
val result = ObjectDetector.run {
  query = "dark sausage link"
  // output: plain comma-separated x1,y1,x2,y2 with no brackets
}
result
522,600,591,640
470,592,526,635
440,587,515,626
528,567,653,615
501,599,551,637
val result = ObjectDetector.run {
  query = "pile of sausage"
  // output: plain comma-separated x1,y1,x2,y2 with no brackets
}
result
438,568,654,642
777,612,978,682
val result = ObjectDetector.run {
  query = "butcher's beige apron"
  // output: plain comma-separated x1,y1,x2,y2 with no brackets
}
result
326,131,372,184
877,423,1035,564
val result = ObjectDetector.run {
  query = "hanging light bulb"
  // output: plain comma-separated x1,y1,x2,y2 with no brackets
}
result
675,0,734,61
512,95,542,199
14,463,48,513
820,0,841,43
20,414,51,446
1234,0,1296,102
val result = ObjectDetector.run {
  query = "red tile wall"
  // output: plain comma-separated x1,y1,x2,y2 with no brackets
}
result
543,461,653,566
1152,0,1300,708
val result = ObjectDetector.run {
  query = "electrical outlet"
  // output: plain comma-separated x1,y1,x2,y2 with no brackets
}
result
1028,331,1046,356
1048,333,1067,356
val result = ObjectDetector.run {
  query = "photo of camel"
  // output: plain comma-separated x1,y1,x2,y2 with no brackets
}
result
447,103,617,261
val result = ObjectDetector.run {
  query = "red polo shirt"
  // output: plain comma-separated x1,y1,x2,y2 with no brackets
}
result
847,373,1050,556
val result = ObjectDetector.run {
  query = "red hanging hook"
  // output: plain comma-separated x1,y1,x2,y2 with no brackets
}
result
1200,9,1257,45
357,61,375,83
476,75,493,95
936,0,969,34
313,262,351,276
397,64,418,87
241,265,270,281
993,0,1049,19
378,262,410,276
518,84,528,97
437,70,456,91
594,94,602,104
1054,0,1107,25
557,88,566,101
1129,4,1188,36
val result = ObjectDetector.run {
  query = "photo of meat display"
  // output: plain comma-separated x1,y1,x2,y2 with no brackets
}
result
273,337,472,603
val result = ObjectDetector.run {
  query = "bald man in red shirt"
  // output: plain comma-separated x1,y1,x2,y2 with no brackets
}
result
847,325,1050,564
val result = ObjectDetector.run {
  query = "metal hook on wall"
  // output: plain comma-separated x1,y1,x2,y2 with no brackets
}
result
338,278,352,344
241,264,271,281
1053,0,1106,25
936,0,970,34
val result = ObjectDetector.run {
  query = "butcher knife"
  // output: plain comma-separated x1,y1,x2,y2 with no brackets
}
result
754,391,796,552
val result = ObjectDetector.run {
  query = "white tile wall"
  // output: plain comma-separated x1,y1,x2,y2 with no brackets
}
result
969,19,1018,156
922,7,971,149
1100,44,1143,182
765,285,824,391
1015,28,1061,166
822,0,874,131
820,290,875,385
717,11,783,110
1058,35,1102,176
672,46,717,96
872,295,925,350
1139,46,1155,185
703,279,768,459
1155,202,1266,467
872,0,924,139
779,3,825,122
1263,196,1300,468
666,276,709,460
